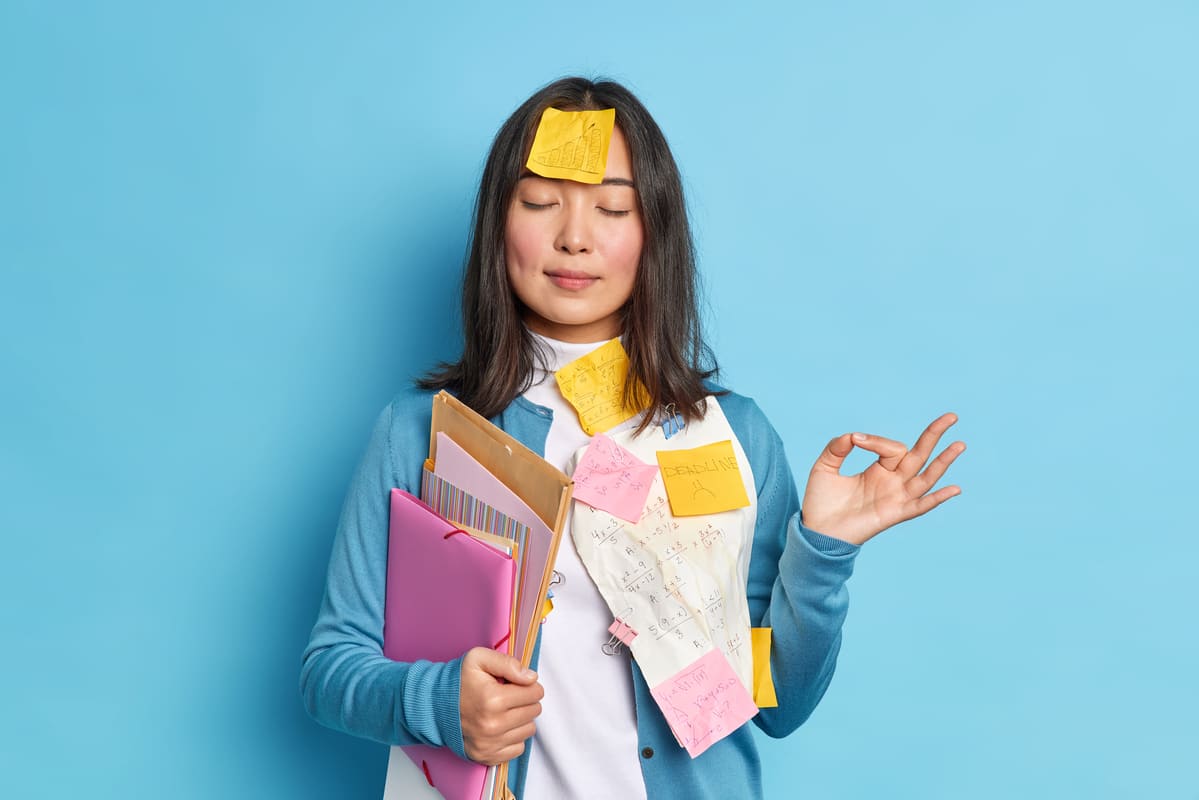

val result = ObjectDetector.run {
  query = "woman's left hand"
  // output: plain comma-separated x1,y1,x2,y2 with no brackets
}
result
800,413,966,546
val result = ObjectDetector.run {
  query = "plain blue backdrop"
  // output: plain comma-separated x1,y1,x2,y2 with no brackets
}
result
2,2,1196,798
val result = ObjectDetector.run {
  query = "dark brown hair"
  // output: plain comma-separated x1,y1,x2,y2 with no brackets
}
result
420,77,719,430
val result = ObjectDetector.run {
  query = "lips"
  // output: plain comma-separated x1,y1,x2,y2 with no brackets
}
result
545,269,599,290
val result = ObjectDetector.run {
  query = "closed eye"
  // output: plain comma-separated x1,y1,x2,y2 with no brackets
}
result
598,207,631,217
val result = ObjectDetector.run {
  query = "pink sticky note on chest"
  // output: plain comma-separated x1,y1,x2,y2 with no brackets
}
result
571,433,658,523
649,648,759,758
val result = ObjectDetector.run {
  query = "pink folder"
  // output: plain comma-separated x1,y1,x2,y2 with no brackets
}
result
383,489,516,800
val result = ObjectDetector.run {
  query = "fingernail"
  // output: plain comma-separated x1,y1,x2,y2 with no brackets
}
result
852,433,867,442
523,669,536,680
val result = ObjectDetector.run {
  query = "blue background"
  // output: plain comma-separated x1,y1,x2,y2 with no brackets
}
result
2,2,1195,798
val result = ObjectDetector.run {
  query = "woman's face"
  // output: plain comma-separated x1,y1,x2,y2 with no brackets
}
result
504,124,643,343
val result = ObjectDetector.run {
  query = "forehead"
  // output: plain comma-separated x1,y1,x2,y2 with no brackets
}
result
603,125,633,180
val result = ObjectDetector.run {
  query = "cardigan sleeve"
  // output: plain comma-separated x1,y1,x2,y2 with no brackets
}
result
299,401,469,758
725,395,860,738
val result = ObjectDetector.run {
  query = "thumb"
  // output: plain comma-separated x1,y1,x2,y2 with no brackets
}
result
814,433,854,473
466,647,537,685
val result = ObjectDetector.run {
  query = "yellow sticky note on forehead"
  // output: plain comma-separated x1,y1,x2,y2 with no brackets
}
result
656,440,751,517
527,107,616,184
555,338,645,436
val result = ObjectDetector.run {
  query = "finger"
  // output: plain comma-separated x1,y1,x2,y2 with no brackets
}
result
814,433,855,474
470,702,541,739
498,681,545,709
898,412,958,478
466,647,538,686
478,702,541,739
907,441,966,496
466,719,536,765
907,484,961,519
484,722,537,764
851,433,908,471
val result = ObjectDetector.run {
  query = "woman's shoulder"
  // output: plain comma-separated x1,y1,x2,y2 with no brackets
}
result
706,382,784,452
374,383,440,450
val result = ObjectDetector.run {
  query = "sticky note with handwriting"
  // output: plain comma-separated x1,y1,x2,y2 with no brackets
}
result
555,338,646,436
656,440,751,516
571,433,658,523
650,647,759,757
526,107,616,184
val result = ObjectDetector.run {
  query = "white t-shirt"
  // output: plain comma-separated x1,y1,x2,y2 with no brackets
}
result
520,333,648,800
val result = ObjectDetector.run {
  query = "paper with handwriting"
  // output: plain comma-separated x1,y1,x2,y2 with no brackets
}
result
570,398,759,754
554,338,646,436
657,439,751,517
650,646,759,757
571,433,658,523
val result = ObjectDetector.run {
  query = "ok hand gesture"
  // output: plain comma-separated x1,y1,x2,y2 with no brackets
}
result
800,413,966,546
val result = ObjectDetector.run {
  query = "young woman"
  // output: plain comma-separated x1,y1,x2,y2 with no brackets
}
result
301,77,964,799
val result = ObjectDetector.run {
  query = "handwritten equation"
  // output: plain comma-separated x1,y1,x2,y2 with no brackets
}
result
572,434,658,523
555,338,644,436
649,647,759,758
569,400,761,755
571,453,753,691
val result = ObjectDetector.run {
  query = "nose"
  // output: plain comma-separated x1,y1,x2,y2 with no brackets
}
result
554,204,592,255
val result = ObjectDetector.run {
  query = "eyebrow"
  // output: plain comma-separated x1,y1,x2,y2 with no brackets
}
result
517,171,636,188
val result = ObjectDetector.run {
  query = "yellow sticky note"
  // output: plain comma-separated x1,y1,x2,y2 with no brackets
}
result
751,627,778,708
526,107,616,184
555,338,645,436
656,440,751,516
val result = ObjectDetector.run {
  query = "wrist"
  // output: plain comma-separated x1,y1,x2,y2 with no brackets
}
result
800,511,866,547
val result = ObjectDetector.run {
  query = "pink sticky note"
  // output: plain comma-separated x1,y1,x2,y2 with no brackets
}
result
571,433,658,523
649,648,759,758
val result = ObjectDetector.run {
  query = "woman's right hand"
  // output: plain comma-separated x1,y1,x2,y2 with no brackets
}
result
458,647,544,765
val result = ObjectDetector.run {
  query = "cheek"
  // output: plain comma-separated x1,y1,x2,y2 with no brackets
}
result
609,225,645,278
504,217,544,275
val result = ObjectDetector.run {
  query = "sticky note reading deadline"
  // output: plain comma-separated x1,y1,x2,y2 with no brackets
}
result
750,627,778,708
555,338,645,436
656,440,751,517
526,107,616,184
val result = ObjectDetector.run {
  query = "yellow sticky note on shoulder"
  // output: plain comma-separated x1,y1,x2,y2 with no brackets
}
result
527,107,616,184
555,338,645,436
656,440,751,516
751,627,778,708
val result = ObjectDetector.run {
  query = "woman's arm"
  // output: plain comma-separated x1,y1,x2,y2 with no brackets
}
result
299,403,470,754
299,397,544,764
730,398,965,737
727,397,860,737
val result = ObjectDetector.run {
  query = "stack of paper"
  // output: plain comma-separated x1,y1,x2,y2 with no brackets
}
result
382,391,573,800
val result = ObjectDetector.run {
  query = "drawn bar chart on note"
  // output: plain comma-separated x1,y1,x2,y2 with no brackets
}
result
526,107,615,184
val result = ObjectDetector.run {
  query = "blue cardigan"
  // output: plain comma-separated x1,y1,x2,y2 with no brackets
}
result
301,385,859,799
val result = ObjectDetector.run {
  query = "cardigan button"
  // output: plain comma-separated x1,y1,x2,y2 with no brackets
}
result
641,746,654,759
